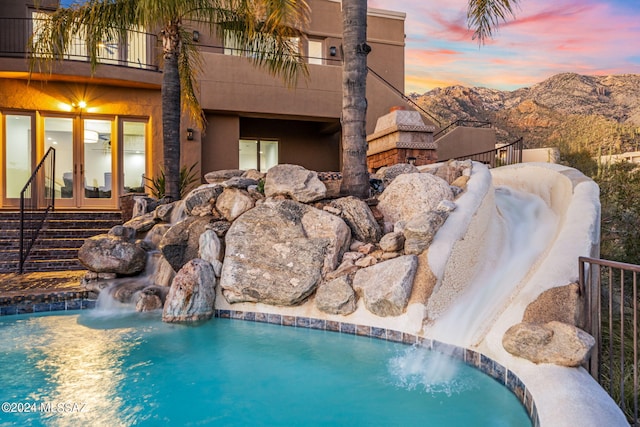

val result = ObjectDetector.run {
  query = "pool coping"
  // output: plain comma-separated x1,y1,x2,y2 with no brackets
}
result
0,290,96,315
0,296,538,427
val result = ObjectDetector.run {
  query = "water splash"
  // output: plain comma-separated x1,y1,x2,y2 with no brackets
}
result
91,282,137,316
388,345,476,395
393,186,559,387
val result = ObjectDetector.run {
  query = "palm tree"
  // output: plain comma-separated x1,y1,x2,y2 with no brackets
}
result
339,0,520,198
31,0,309,201
340,0,370,199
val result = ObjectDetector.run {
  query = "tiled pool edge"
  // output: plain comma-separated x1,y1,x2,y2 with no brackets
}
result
214,309,540,427
0,291,96,316
0,301,539,427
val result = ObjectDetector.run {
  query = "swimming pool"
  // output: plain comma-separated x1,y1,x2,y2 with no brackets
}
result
0,311,531,426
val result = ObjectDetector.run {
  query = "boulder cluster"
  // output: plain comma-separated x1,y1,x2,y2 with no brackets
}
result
80,161,471,324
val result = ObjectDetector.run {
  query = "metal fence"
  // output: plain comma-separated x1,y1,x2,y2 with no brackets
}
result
580,256,639,425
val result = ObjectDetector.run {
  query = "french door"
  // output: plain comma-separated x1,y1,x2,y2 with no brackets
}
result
43,116,115,209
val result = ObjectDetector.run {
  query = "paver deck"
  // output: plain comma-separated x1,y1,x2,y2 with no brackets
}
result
0,270,86,297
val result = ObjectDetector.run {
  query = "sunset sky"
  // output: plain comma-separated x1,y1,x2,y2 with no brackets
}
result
368,0,640,93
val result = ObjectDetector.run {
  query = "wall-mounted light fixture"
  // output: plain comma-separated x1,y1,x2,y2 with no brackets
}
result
193,31,200,42
329,46,337,56
72,100,88,110
186,128,194,140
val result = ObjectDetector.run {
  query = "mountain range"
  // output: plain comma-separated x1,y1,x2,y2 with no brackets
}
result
411,73,640,154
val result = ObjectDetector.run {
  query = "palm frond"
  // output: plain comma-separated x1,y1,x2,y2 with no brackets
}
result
213,0,309,86
467,0,519,45
30,0,140,74
178,26,206,129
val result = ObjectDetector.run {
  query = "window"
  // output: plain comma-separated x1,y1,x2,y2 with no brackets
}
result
123,121,146,193
308,40,323,65
4,115,32,198
239,139,278,172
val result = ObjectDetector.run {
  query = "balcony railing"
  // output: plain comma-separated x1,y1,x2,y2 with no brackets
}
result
0,17,158,71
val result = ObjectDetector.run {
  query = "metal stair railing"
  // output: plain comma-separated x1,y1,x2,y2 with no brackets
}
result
19,147,55,274
366,66,442,127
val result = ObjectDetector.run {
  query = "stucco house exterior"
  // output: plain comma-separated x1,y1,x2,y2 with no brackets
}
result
0,0,406,211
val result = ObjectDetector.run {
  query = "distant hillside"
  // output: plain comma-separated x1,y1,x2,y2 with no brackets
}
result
411,73,640,154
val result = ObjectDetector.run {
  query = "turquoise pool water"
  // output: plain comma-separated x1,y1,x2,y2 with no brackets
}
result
0,311,531,426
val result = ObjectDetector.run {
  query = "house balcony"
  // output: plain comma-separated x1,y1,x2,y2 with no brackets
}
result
0,17,162,89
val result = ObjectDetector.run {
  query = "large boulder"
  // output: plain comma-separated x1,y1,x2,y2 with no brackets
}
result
108,225,137,241
149,255,175,287
78,234,147,275
523,283,584,327
315,276,357,315
222,177,259,189
330,196,381,243
376,163,419,188
123,212,157,233
162,258,216,323
220,199,349,305
300,205,351,275
377,173,453,225
134,285,170,312
204,169,245,184
183,184,223,216
154,202,177,223
502,321,595,367
159,215,217,272
403,211,448,255
264,164,326,203
215,187,255,221
431,159,472,184
352,255,417,317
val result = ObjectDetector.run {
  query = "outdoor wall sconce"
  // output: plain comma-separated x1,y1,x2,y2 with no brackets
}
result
193,31,200,42
187,128,194,140
329,46,337,56
72,100,87,110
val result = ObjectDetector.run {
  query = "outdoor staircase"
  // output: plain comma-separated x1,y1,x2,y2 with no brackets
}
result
0,211,123,273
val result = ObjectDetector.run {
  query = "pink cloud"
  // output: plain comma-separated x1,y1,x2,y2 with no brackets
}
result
369,0,640,91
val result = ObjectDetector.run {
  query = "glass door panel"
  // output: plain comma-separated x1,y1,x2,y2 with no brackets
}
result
260,140,279,171
82,119,114,204
44,117,74,204
5,114,33,200
239,139,258,170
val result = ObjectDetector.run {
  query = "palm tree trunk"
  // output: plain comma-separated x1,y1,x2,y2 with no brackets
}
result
340,0,370,199
161,24,181,201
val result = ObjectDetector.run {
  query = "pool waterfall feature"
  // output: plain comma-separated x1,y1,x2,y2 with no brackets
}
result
1,162,626,426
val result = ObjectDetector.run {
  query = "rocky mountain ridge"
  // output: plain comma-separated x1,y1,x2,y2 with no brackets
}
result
412,73,640,153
